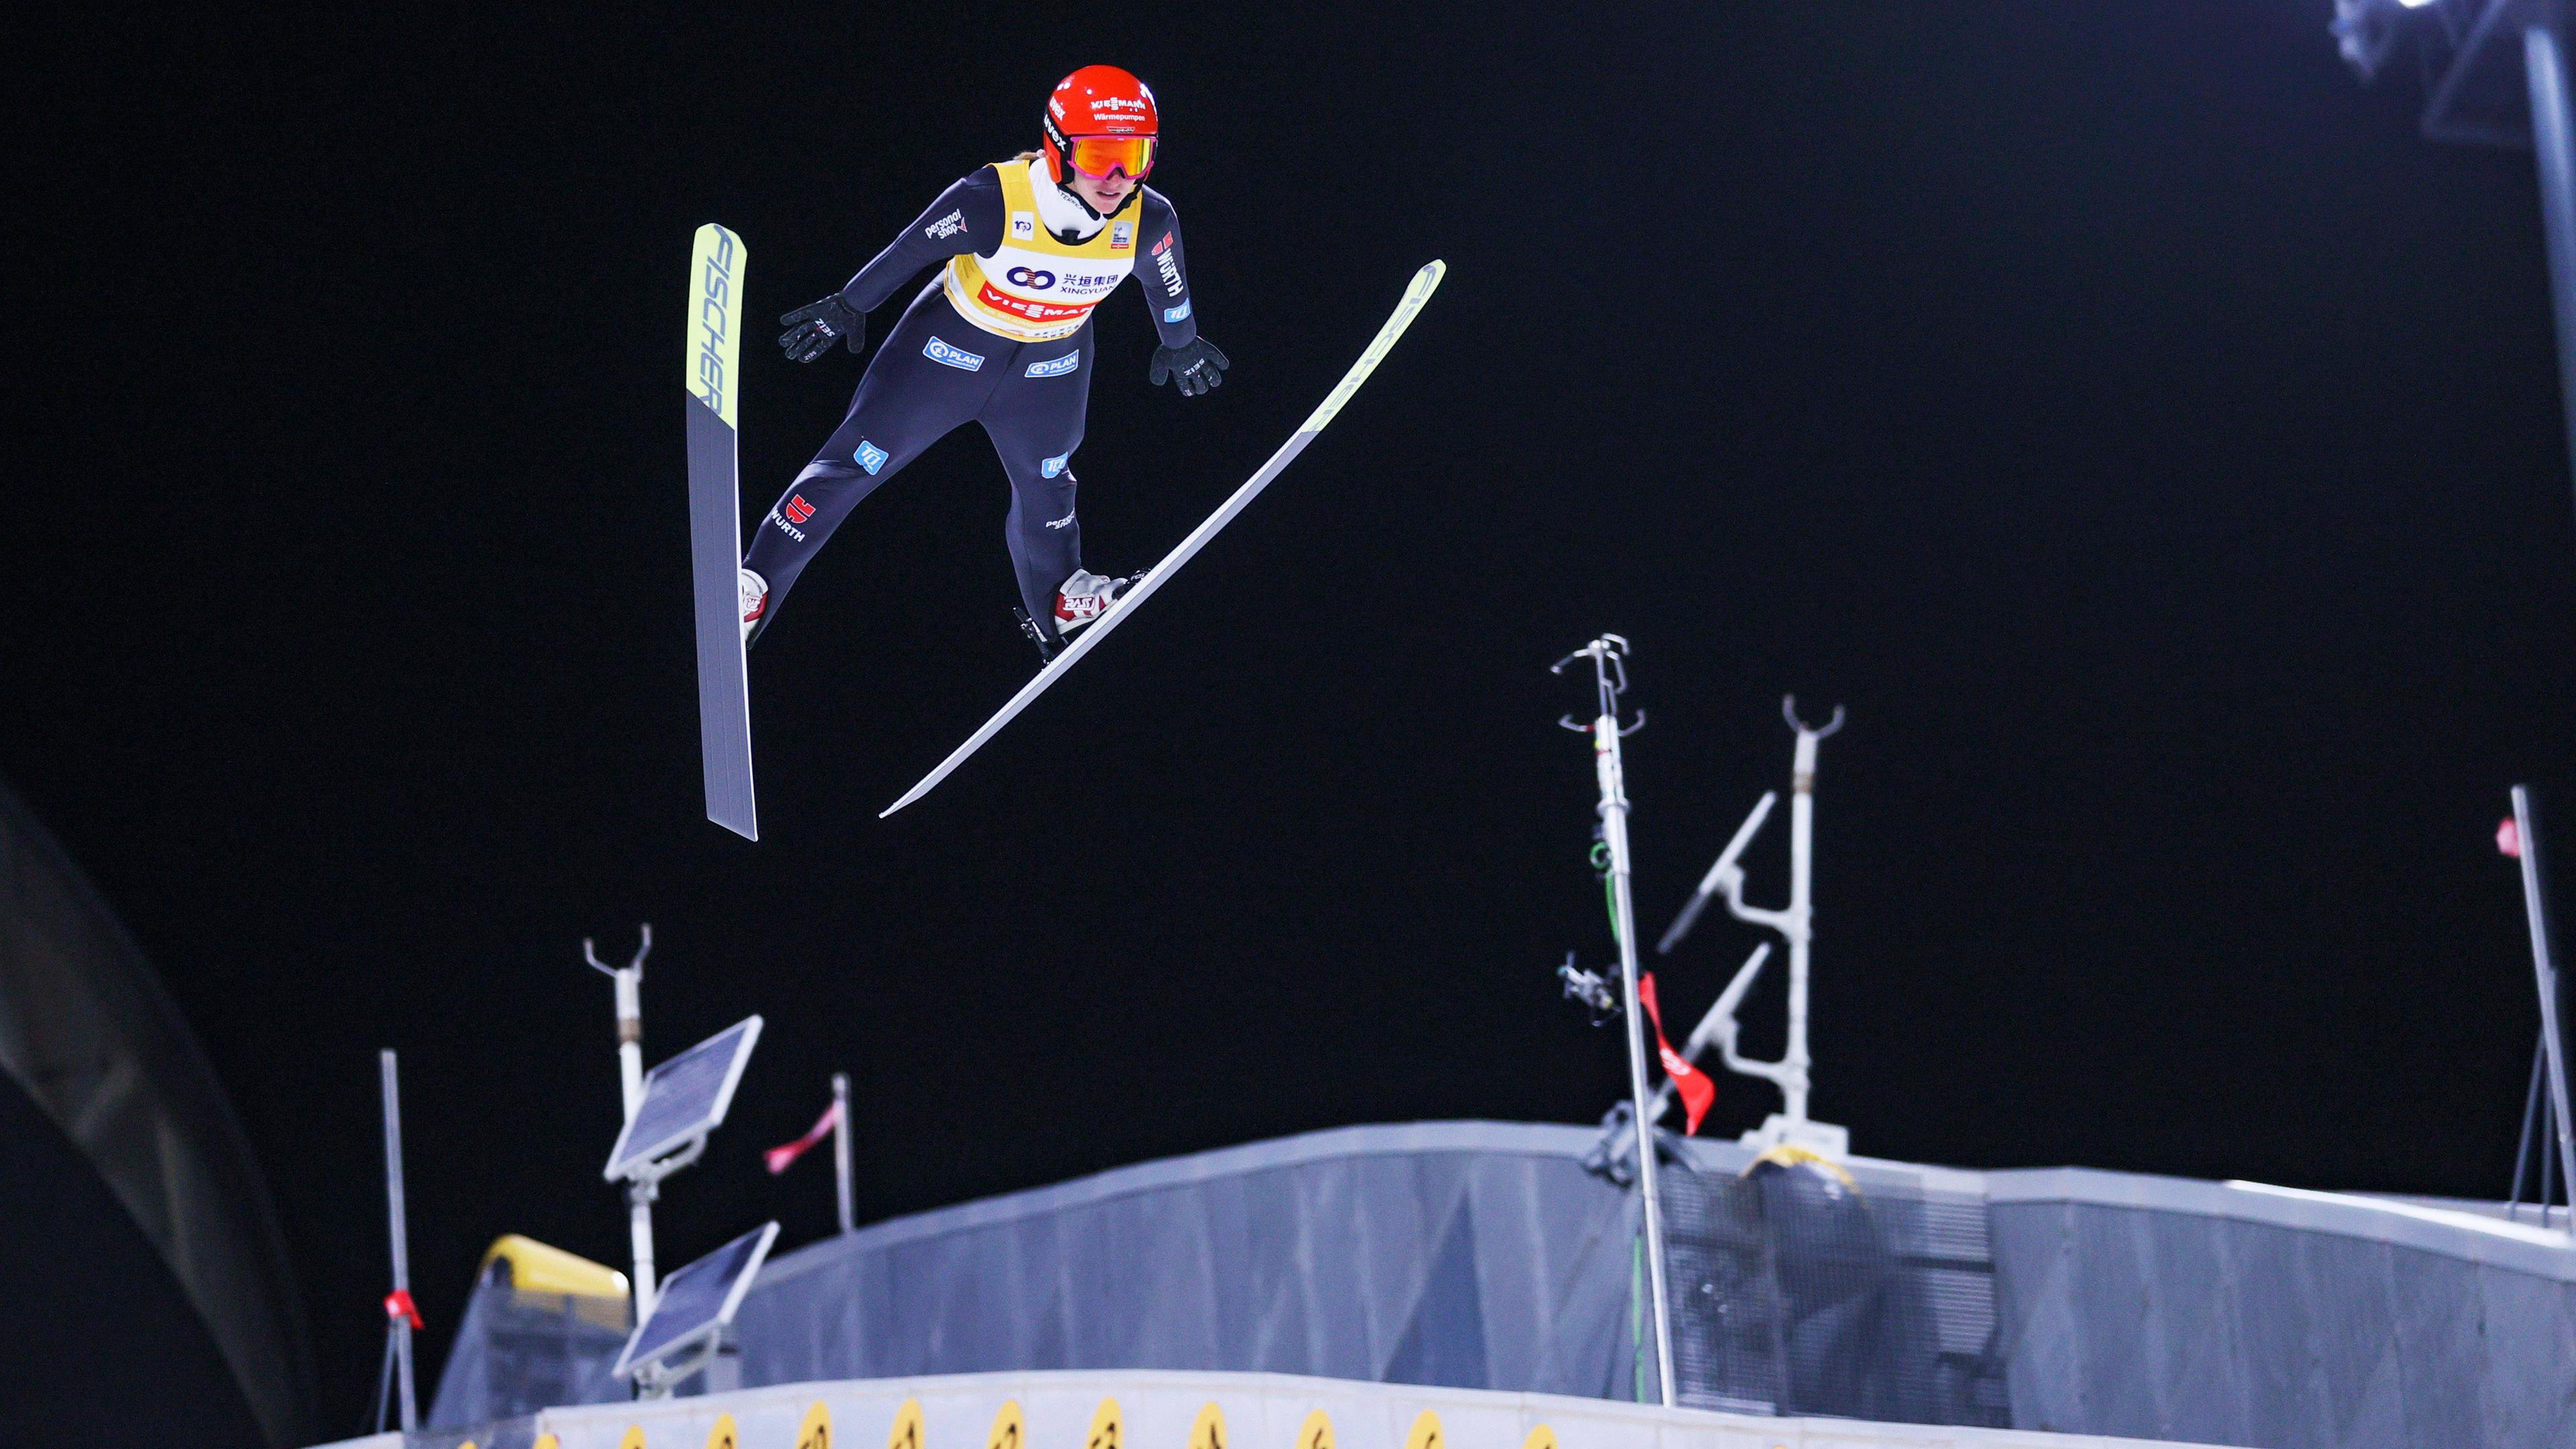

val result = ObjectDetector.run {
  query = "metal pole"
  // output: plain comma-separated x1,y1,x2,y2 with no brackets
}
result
2509,17,2576,1224
621,953,656,1322
2511,1031,2546,1219
1782,719,1819,1126
2546,1091,2561,1215
831,1072,856,1235
1556,636,1676,1406
613,965,646,1121
1599,706,1678,1408
2526,19,2576,527
2508,787,2576,1220
378,1049,418,1432
621,954,656,1322
588,927,657,1318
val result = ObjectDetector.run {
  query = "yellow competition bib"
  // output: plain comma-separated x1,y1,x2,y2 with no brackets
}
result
943,162,1138,342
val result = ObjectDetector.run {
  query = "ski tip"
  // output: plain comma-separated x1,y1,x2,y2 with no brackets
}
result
877,792,919,820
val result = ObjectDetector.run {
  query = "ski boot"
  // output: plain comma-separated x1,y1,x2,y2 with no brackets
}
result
1016,569,1140,663
740,568,769,646
1054,568,1138,635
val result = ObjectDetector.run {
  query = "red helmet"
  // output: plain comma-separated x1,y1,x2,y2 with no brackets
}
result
1042,65,1159,185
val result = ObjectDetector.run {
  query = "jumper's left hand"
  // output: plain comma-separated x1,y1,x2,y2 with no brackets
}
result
1150,337,1228,397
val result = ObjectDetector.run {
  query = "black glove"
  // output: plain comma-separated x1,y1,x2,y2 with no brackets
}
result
778,293,866,363
1149,337,1229,397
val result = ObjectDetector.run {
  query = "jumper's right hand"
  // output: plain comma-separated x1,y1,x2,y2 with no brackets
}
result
778,294,866,363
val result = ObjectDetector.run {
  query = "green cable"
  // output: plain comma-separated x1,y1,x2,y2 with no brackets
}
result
1590,841,1621,945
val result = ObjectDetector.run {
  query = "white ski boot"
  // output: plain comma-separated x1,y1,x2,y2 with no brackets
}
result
740,568,769,643
1053,569,1138,637
1016,569,1139,662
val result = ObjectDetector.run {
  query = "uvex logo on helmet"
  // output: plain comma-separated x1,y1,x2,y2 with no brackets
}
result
1042,64,1160,184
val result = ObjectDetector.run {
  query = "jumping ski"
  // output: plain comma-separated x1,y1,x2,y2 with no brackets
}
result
879,257,1448,817
685,222,758,840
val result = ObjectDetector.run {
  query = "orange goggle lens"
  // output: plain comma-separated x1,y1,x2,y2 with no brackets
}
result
1066,135,1155,179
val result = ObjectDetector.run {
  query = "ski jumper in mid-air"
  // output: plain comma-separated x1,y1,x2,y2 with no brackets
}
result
743,64,1228,660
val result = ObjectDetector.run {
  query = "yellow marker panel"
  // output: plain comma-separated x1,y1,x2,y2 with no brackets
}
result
1292,1410,1334,1449
1402,1411,1442,1449
1087,1397,1124,1449
798,1401,833,1449
705,1413,739,1449
1521,1428,1557,1449
987,1399,1026,1449
1187,1403,1226,1449
883,1399,921,1449
620,1428,648,1449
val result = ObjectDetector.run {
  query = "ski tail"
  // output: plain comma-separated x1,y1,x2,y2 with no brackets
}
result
879,258,1448,818
686,223,758,840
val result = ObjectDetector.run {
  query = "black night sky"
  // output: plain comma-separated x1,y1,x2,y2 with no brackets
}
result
10,3,2575,1436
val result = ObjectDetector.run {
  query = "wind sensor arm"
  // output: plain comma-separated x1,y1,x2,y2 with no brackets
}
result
1677,818,1802,1100
1656,791,1780,953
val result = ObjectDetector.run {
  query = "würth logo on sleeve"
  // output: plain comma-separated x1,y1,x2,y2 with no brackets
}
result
784,496,816,525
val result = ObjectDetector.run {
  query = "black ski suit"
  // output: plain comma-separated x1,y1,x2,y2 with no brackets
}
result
745,166,1198,637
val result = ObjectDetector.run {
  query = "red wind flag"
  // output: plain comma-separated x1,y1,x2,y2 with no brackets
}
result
764,1099,841,1175
1638,971,1715,1136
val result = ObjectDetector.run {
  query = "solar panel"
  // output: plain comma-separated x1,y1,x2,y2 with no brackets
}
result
603,1016,763,1181
610,1220,779,1381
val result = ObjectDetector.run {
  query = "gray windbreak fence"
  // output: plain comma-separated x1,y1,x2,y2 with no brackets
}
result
1986,1171,2576,1447
736,1124,1646,1397
731,1123,2005,1425
422,1122,2575,1448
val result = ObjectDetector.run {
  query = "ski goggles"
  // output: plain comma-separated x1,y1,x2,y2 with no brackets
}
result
1065,134,1156,180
